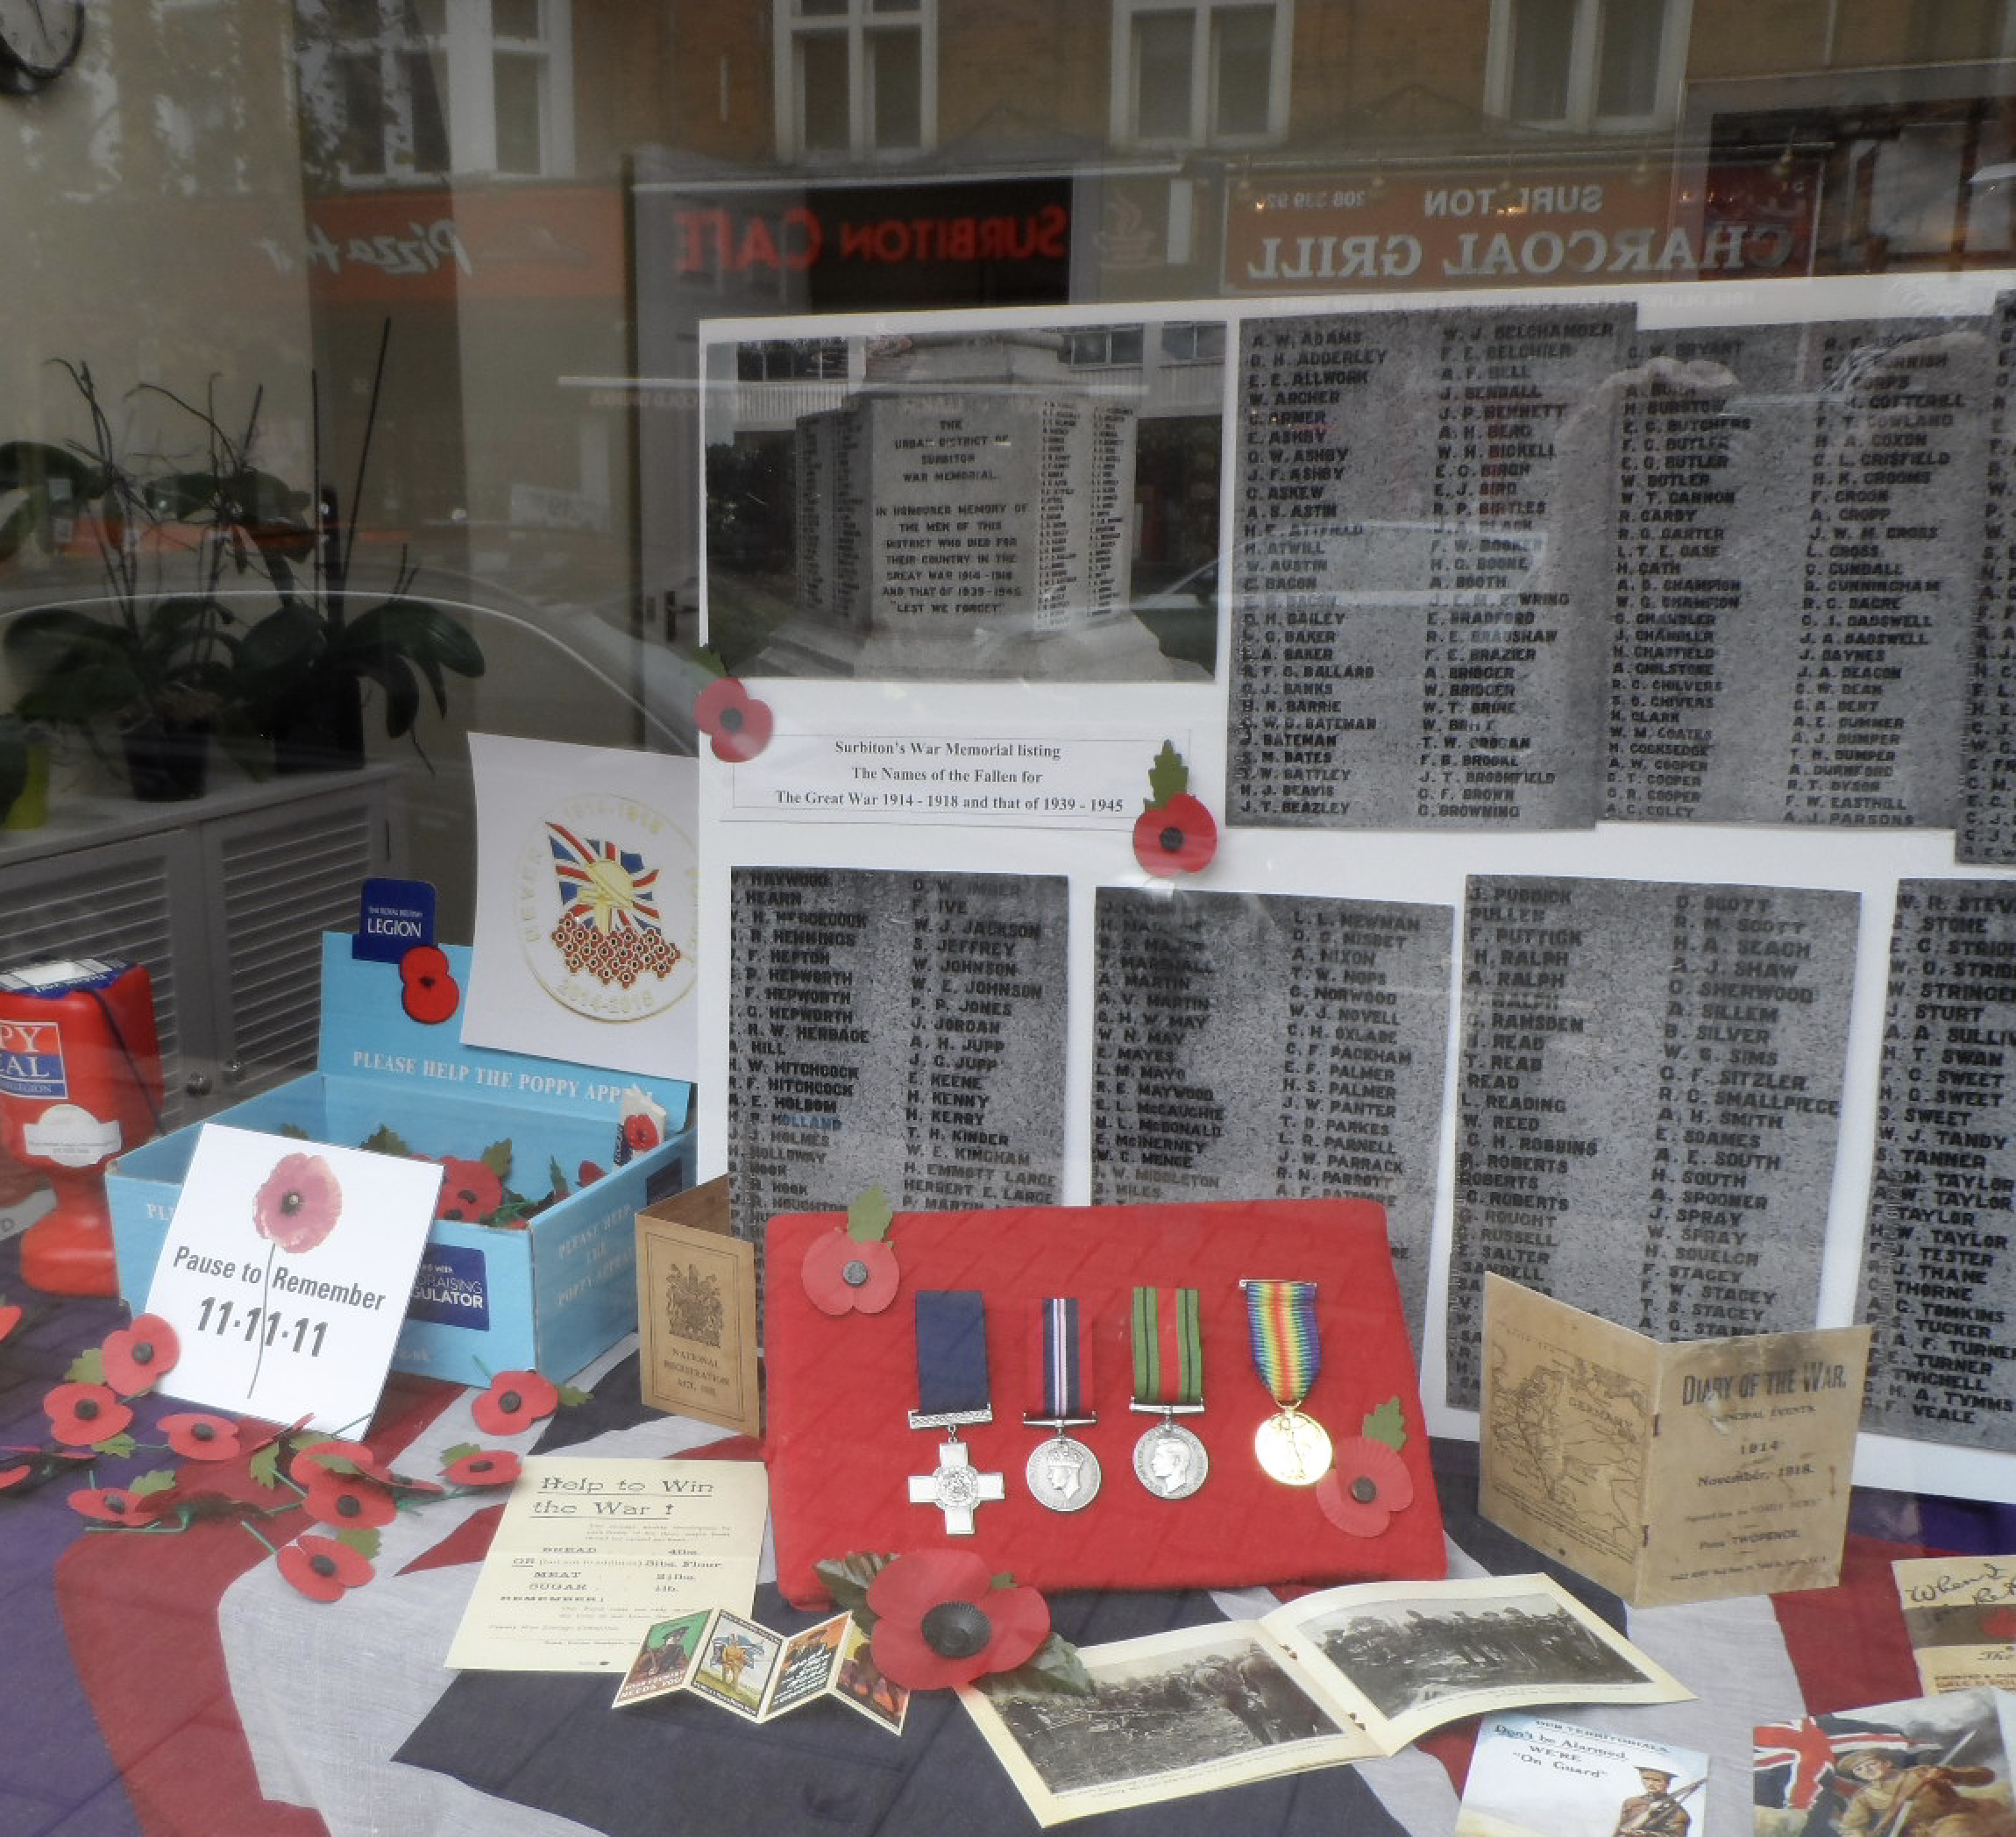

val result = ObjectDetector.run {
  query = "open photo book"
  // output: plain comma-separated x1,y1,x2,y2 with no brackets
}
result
960,1572,1693,1827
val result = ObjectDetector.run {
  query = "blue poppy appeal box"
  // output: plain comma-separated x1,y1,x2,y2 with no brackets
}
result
106,934,696,1387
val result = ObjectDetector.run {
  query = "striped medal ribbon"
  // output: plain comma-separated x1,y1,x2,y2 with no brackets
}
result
1128,1285,1208,1500
1241,1279,1332,1486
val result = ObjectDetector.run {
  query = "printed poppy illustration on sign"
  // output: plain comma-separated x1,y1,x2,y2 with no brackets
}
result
465,736,701,1081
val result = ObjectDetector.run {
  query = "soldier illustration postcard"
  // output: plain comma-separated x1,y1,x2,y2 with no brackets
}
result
1480,1276,1870,1606
1457,1714,1709,1837
961,1572,1688,1826
1752,1685,2016,1837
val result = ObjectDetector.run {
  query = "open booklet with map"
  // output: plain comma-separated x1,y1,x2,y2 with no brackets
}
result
959,1572,1691,1827
1478,1275,1871,1607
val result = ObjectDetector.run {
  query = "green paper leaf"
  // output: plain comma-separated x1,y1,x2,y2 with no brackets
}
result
358,1124,410,1157
479,1139,514,1179
1362,1396,1407,1450
129,1468,179,1498
67,1347,107,1385
813,1550,897,1620
694,644,730,682
547,1155,568,1197
334,1526,380,1558
280,1123,309,1138
846,1186,894,1244
557,1382,592,1408
440,1443,481,1466
1145,739,1189,810
247,1440,284,1490
989,1631,1095,1698
92,1433,137,1460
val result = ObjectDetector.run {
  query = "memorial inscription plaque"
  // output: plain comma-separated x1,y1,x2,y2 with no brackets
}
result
1447,875,1857,1408
1860,880,2016,1450
1227,304,1619,830
1090,887,1452,1343
728,867,1068,1256
1962,294,2016,864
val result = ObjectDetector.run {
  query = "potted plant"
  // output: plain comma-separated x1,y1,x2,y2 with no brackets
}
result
234,325,483,773
0,361,310,800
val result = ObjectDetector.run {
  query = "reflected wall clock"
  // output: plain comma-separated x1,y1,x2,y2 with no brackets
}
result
0,0,84,95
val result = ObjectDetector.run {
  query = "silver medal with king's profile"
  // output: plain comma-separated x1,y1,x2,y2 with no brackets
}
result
1026,1434,1102,1512
1132,1418,1209,1500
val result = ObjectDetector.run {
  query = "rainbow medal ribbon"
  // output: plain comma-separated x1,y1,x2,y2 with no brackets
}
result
1129,1286,1209,1500
1023,1296,1101,1513
1241,1279,1332,1486
906,1290,1004,1535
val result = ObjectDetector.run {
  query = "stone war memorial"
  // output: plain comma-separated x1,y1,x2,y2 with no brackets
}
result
741,331,1200,681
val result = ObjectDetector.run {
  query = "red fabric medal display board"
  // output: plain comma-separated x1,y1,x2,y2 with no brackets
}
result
763,1196,1445,1608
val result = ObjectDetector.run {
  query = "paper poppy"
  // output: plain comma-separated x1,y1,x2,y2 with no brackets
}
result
400,946,461,1025
69,1486,160,1528
472,1369,561,1436
578,1160,606,1187
295,1460,400,1530
252,1153,344,1254
435,1156,505,1223
160,1411,247,1461
1315,1436,1415,1537
45,1381,133,1448
866,1550,1050,1691
0,1459,33,1492
801,1230,900,1316
622,1114,660,1154
694,677,774,762
0,1302,21,1344
443,1448,522,1487
278,1533,376,1603
1132,792,1217,877
100,1314,180,1395
291,1436,429,1491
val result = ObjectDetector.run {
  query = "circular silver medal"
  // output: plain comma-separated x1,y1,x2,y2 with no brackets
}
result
1026,1436,1102,1512
1253,1408,1332,1486
1132,1420,1209,1500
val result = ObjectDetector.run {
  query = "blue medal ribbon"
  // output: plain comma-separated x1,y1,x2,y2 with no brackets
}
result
913,1289,991,1423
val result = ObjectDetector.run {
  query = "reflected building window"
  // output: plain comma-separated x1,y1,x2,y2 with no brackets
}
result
296,0,573,185
1487,0,1690,131
1113,0,1290,149
776,0,935,160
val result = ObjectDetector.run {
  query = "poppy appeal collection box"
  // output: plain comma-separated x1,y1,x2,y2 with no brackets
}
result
106,934,696,1387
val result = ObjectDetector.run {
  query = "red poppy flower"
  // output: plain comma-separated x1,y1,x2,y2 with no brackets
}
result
69,1486,160,1528
160,1411,246,1461
0,1459,33,1491
101,1314,181,1395
252,1153,344,1254
1132,792,1217,877
472,1369,561,1436
1315,1436,1415,1537
577,1160,606,1187
622,1114,660,1154
435,1157,504,1223
400,946,461,1025
866,1550,1050,1691
443,1448,522,1487
278,1533,376,1602
0,1302,21,1344
295,1460,400,1530
801,1230,900,1316
694,677,774,762
46,1381,133,1447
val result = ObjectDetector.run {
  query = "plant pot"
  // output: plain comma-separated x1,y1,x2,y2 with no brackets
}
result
2,742,50,829
122,715,210,802
270,673,366,775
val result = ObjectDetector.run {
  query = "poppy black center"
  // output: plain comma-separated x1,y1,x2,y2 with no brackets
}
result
76,1397,100,1422
191,1421,217,1442
721,705,743,732
841,1259,870,1287
105,1493,126,1513
310,1553,338,1579
920,1600,992,1660
1159,825,1183,854
131,1340,155,1364
337,1494,361,1517
499,1390,522,1414
1351,1475,1379,1504
281,1190,304,1215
